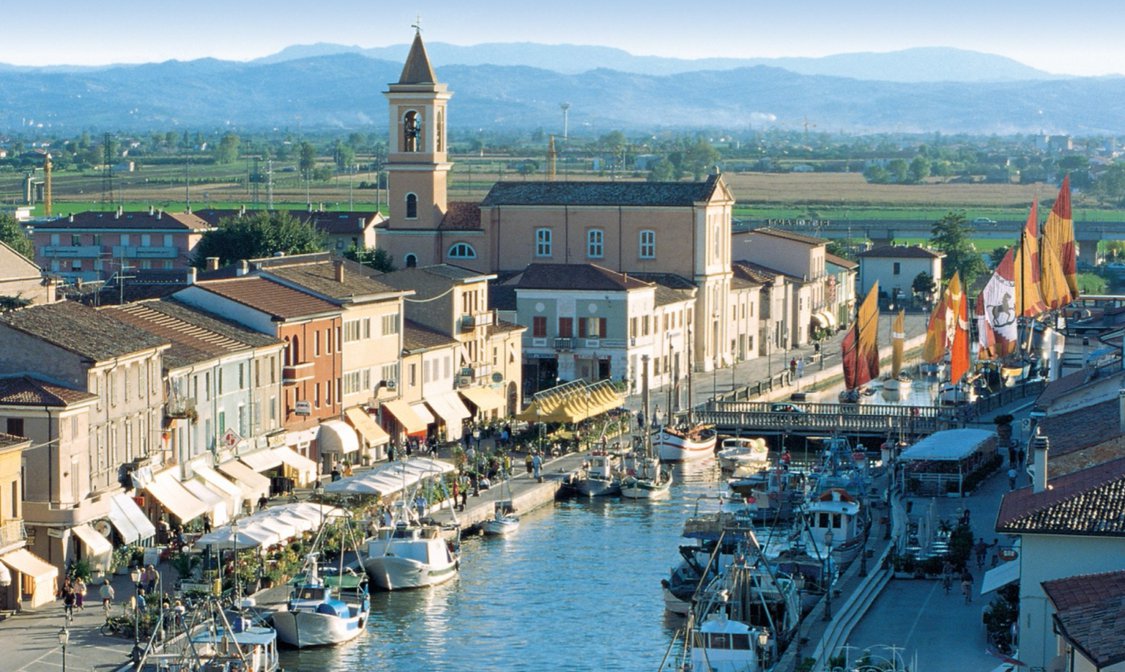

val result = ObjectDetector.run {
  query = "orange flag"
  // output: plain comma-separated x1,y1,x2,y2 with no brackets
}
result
948,273,971,383
1042,175,1078,301
1015,201,1048,317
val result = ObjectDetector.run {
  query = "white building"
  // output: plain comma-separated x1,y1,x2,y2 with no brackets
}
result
856,245,943,308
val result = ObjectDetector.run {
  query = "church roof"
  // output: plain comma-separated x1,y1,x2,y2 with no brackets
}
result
398,31,437,85
480,175,722,208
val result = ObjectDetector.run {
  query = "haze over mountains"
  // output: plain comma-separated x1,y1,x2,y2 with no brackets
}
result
2,42,1123,135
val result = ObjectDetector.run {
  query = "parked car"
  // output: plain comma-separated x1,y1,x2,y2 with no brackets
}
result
770,402,805,413
971,217,997,225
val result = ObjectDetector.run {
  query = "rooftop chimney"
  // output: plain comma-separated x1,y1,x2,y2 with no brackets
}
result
237,260,249,277
1031,430,1050,494
157,210,163,220
206,257,220,272
186,267,197,285
334,259,345,283
149,205,155,216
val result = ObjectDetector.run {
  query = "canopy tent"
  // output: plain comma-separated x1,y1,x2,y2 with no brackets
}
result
145,472,208,523
515,379,623,424
259,509,316,534
900,429,995,461
381,398,427,436
249,516,299,542
192,465,244,518
108,492,157,544
318,420,360,455
194,526,274,551
344,406,390,447
281,502,346,525
182,478,231,526
238,448,283,473
323,457,454,497
270,446,318,485
218,460,272,503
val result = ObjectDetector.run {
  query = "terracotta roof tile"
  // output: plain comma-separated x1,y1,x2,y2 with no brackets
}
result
0,375,96,407
516,264,651,291
195,277,339,320
402,320,457,352
440,202,481,231
263,258,402,303
0,300,168,361
1042,570,1125,668
38,210,210,231
996,456,1125,536
1036,398,1122,457
487,319,526,336
825,252,859,270
398,31,437,84
0,432,30,450
480,175,721,208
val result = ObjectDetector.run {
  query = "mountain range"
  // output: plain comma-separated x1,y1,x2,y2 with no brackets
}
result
1,44,1123,135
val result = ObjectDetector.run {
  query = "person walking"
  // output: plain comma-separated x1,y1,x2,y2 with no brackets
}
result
143,564,160,594
975,538,989,569
61,578,75,622
961,571,973,604
532,452,543,482
1008,467,1018,491
99,578,115,613
74,576,87,611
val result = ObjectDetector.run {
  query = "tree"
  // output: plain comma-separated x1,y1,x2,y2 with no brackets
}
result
191,212,325,267
909,155,931,182
912,271,937,303
334,140,356,171
344,245,395,273
683,137,720,181
887,158,910,183
647,157,675,182
930,211,987,288
298,142,317,180
989,245,1010,269
0,214,34,259
1077,272,1106,294
214,133,240,164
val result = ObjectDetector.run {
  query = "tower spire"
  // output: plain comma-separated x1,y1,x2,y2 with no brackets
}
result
399,24,437,84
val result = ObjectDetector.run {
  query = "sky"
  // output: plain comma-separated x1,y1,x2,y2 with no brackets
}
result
4,0,1123,76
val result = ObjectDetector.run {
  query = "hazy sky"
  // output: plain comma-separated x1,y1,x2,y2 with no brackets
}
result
5,0,1122,76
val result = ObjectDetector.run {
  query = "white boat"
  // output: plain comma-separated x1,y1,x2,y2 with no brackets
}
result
800,488,865,566
938,381,976,405
480,475,520,536
654,423,717,462
716,437,769,472
272,559,370,648
569,452,622,496
137,601,281,672
364,503,460,590
620,462,672,499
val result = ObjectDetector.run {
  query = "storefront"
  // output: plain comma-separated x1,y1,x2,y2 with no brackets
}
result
380,398,428,442
317,420,360,471
69,523,114,575
143,471,209,527
0,547,58,609
108,492,157,546
459,386,507,422
425,391,472,442
344,406,390,462
216,459,271,506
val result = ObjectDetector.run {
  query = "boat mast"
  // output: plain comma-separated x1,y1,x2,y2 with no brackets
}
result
642,354,651,459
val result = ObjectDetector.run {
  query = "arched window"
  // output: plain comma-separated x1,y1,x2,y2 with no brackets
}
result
404,254,418,268
406,193,418,219
447,242,477,259
403,110,423,152
290,335,300,365
587,229,604,258
639,229,656,259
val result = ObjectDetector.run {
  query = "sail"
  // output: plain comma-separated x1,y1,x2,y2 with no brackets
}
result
922,285,950,364
948,272,971,384
977,248,1019,360
891,309,905,378
1015,201,1048,317
842,281,880,390
1042,175,1078,302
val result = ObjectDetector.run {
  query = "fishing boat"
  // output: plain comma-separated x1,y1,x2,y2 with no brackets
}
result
654,423,718,462
135,598,281,672
620,452,672,499
716,437,769,473
840,282,881,406
727,466,805,525
798,488,866,566
480,472,520,536
568,451,622,496
364,500,460,590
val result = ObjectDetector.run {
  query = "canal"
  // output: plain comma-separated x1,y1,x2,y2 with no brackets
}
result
278,460,728,671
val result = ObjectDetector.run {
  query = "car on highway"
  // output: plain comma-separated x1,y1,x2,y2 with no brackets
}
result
770,402,805,413
971,217,997,225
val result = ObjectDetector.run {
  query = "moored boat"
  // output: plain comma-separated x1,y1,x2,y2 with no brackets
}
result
654,423,717,462
716,437,769,473
480,474,520,536
364,502,460,590
272,558,370,648
568,452,622,496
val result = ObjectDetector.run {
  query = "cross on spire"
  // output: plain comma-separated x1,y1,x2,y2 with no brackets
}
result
412,15,422,33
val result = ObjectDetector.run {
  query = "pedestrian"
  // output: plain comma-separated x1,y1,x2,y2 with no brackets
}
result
330,465,341,482
74,576,86,611
532,452,543,482
637,412,645,430
451,477,460,509
1007,444,1017,466
789,358,797,376
460,477,469,510
61,578,75,622
202,513,212,534
343,461,353,477
974,538,989,569
134,587,147,615
143,564,160,594
1008,467,1018,491
525,453,534,475
258,493,270,510
961,571,973,604
1017,446,1026,468
796,358,805,379
99,578,115,611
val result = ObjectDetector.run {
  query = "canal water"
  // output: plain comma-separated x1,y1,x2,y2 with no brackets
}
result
279,460,727,671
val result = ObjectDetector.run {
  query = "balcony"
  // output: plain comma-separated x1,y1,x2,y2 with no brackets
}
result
165,394,197,420
282,361,315,384
111,245,180,259
40,245,101,258
0,520,26,547
460,312,495,332
554,337,575,351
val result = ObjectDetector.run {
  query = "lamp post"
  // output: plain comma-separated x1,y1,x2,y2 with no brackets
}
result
823,529,835,621
58,627,69,672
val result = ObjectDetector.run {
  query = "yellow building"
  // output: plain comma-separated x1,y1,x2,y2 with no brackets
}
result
0,432,58,610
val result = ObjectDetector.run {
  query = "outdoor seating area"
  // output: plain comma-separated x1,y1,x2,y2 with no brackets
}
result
898,428,999,497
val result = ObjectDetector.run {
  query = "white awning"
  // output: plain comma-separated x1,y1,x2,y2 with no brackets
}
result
218,460,272,503
109,493,156,544
345,407,390,447
459,386,506,414
411,402,436,426
981,560,1020,595
324,457,454,497
270,446,317,484
318,419,360,455
71,523,114,559
182,479,230,526
192,464,244,513
426,392,472,424
381,398,427,435
900,428,995,462
0,548,58,607
145,472,208,523
238,448,283,473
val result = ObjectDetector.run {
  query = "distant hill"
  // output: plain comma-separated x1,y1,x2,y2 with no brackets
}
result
2,52,1123,134
255,43,1057,83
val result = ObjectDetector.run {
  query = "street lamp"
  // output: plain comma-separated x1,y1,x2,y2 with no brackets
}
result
58,627,69,672
823,529,835,621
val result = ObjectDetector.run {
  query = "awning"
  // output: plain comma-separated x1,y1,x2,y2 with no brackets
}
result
901,428,995,462
318,419,360,455
271,446,317,484
811,313,829,329
382,398,427,435
145,472,208,523
981,560,1020,595
459,386,506,414
238,448,283,473
191,465,244,512
426,392,472,425
823,310,838,329
71,523,114,559
109,493,156,544
182,479,230,526
1,548,58,583
345,407,390,447
324,457,454,497
411,402,436,426
218,460,271,503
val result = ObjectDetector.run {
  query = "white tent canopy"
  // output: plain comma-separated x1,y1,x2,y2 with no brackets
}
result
900,428,995,462
323,457,454,497
191,502,344,550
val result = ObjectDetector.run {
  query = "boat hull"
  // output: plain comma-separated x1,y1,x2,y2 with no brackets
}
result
272,607,368,648
620,475,672,499
480,515,520,536
654,427,717,462
573,478,621,497
363,555,458,591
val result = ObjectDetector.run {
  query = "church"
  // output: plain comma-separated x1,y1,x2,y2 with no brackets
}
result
376,30,762,394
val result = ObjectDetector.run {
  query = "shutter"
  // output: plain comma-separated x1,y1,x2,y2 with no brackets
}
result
578,318,587,338
599,318,607,338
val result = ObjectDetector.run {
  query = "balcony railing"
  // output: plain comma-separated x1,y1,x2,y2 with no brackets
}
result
166,395,197,419
460,312,495,331
282,361,315,384
40,245,102,258
0,520,27,547
111,245,180,259
554,337,575,350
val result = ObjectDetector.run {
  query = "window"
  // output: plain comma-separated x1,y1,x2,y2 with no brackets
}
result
70,234,81,246
558,317,573,338
447,242,477,259
532,316,547,338
204,372,210,401
325,328,332,354
270,356,277,384
403,110,422,152
163,234,173,247
121,234,130,246
639,230,656,259
270,396,277,424
254,360,260,387
893,262,901,275
436,110,444,151
50,234,60,245
344,320,361,343
406,193,418,219
238,403,247,436
5,418,23,437
71,260,82,271
238,363,245,389
218,410,226,434
587,229,604,258
141,234,151,247
409,363,417,386
381,314,400,336
424,360,431,384
578,317,607,338
381,364,398,387
363,318,371,339
314,330,320,356
314,383,321,408
535,228,552,257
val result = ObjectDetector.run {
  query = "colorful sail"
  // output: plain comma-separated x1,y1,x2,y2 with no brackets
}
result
948,272,971,384
891,309,905,378
842,281,880,390
1015,201,1048,317
922,285,950,364
977,248,1019,360
1042,175,1078,301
